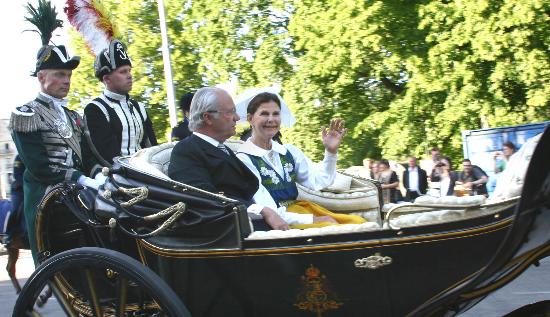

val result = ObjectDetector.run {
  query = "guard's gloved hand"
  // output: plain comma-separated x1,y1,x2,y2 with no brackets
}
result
94,172,108,185
77,175,102,190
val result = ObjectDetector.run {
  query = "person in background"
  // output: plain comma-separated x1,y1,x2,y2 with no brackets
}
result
494,141,516,174
363,158,373,178
427,147,442,181
377,159,400,204
85,39,157,164
371,161,380,180
457,159,488,196
431,157,458,197
488,141,516,195
171,92,194,141
2,156,26,247
402,156,428,201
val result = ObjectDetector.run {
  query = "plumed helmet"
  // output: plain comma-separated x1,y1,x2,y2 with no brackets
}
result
94,39,132,80
33,45,80,76
25,0,80,76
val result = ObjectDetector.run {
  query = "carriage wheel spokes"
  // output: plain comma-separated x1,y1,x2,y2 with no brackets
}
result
115,276,128,317
84,268,103,317
12,247,190,317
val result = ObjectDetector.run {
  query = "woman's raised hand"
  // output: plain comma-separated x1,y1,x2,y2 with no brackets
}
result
322,118,347,154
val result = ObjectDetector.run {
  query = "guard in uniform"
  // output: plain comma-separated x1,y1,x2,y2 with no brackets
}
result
85,39,158,164
10,1,105,260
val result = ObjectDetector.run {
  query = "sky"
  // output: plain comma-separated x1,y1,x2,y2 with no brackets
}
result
1,0,70,119
0,0,240,122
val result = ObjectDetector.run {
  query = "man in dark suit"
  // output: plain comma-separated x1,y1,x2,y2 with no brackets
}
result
402,156,428,202
168,87,288,230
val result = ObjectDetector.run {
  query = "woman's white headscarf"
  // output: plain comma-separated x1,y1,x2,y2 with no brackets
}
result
234,87,296,127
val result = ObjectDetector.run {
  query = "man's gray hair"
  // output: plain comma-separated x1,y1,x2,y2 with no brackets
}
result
188,87,223,131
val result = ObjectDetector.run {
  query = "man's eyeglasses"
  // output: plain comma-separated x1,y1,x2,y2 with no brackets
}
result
206,108,237,116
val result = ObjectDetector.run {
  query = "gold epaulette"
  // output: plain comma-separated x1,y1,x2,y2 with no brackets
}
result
9,104,42,133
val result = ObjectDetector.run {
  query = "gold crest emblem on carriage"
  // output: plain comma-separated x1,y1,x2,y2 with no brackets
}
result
294,265,343,317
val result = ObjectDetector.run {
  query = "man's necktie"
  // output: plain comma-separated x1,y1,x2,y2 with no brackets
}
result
218,143,230,155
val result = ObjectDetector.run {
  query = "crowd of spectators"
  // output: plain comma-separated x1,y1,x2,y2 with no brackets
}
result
364,143,516,204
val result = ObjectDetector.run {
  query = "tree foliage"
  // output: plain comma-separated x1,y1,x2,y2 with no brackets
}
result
66,0,549,167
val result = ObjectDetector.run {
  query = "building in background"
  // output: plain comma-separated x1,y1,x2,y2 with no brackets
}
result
0,119,16,198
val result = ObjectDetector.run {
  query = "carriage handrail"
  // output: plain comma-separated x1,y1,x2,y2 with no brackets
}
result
114,202,186,239
384,196,520,230
118,186,149,208
116,156,241,204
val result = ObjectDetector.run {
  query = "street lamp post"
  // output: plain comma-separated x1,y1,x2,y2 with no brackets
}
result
157,0,178,129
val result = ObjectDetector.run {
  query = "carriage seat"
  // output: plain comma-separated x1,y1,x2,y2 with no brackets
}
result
126,133,540,240
128,142,177,180
381,195,487,213
129,139,381,214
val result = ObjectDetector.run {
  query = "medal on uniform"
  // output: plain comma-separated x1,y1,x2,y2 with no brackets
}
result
53,119,73,138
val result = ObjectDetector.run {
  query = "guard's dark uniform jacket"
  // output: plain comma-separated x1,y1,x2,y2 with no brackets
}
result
10,93,101,257
84,90,158,164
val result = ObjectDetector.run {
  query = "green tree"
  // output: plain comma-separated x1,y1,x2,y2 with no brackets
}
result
357,0,550,164
65,0,550,169
284,0,427,166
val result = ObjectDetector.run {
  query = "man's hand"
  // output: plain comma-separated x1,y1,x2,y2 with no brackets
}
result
313,216,337,224
260,207,290,230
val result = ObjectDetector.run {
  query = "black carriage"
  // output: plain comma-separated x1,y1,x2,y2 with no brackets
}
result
13,128,550,317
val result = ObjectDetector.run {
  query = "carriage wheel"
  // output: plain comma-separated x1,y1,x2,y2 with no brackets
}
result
13,247,190,317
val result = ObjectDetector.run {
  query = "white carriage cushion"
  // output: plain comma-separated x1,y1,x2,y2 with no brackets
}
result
128,142,176,180
381,195,487,214
489,133,541,202
390,209,466,228
322,173,353,192
246,221,381,240
343,165,373,179
297,182,379,212
413,195,486,206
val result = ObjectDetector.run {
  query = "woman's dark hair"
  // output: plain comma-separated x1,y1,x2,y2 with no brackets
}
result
503,141,516,151
379,159,390,168
247,92,281,115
